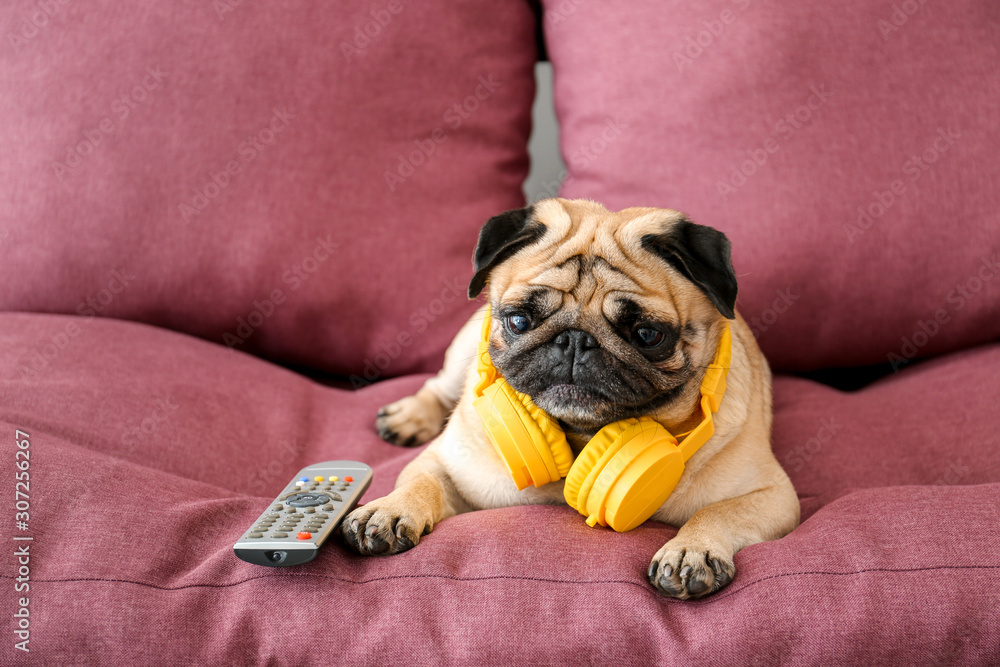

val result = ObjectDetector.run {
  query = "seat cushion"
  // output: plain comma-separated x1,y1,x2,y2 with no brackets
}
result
541,0,1000,371
0,0,537,378
2,313,998,664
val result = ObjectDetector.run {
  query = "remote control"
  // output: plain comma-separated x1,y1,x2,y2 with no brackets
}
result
233,461,373,567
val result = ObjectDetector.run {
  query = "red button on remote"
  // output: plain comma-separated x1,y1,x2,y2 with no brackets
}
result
297,532,311,540
345,476,353,482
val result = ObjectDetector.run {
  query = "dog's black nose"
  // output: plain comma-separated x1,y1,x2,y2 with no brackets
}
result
554,329,599,355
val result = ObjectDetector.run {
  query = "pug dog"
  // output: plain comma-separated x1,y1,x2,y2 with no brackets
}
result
342,198,800,599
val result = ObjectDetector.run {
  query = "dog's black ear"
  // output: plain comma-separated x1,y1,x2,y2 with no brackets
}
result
641,218,738,319
468,206,545,298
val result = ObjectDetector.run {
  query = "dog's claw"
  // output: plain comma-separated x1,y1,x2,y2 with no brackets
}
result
648,542,735,600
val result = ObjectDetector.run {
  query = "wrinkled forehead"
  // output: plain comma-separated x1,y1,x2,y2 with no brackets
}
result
491,199,693,321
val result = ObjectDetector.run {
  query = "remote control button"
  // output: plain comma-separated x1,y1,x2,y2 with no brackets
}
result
271,504,283,511
285,493,332,508
314,514,329,519
248,532,264,538
338,485,348,491
314,476,324,482
272,533,288,538
299,477,309,482
295,481,306,488
303,508,315,513
345,476,353,483
330,476,338,482
328,493,343,502
321,504,334,511
267,513,281,519
288,512,306,517
297,532,312,540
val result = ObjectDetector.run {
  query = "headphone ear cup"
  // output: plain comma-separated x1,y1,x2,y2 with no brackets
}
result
565,418,685,532
473,379,573,490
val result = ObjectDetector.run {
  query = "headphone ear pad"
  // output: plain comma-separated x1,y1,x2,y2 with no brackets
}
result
517,395,574,477
563,423,628,514
473,379,573,489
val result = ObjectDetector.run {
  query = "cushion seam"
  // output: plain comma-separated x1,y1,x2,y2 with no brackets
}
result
3,564,998,604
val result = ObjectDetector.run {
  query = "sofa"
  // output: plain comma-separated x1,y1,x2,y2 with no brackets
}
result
2,1,999,664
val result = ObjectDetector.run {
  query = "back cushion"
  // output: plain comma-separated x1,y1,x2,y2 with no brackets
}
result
542,0,1000,371
0,0,537,379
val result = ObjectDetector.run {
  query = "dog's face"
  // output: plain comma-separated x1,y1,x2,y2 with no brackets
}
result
468,198,738,434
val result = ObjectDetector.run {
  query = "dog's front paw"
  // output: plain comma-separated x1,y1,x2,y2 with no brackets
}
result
647,539,735,600
375,391,446,447
341,498,429,556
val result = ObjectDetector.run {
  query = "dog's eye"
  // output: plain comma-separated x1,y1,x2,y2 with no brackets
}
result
506,313,532,334
634,326,664,347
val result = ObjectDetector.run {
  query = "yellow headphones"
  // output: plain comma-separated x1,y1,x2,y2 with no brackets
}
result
472,307,732,532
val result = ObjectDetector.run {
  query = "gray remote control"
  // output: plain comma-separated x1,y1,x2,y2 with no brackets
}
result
233,461,373,567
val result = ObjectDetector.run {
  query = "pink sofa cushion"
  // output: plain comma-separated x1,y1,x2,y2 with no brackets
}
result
542,0,1000,371
0,1,536,377
3,313,999,664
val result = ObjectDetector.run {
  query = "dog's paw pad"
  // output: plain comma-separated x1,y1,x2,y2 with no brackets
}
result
375,395,444,447
647,542,735,599
341,501,426,556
